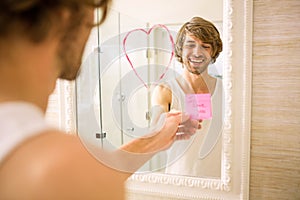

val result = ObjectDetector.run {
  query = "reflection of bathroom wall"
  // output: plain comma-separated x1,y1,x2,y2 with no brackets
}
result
111,0,223,24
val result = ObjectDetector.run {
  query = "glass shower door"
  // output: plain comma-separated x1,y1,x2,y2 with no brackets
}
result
75,8,177,172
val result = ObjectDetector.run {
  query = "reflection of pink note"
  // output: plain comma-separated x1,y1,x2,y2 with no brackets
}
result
185,94,212,120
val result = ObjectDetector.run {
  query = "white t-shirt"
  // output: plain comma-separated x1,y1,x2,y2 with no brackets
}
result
0,102,51,163
164,78,224,178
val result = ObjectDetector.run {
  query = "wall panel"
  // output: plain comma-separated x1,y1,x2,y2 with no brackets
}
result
251,0,300,199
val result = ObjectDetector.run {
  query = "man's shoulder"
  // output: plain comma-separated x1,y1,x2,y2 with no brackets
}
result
0,130,126,199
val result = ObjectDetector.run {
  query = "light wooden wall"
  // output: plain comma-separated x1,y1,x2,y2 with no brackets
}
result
250,0,300,199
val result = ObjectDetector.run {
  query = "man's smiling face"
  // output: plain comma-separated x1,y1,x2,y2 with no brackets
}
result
181,33,212,75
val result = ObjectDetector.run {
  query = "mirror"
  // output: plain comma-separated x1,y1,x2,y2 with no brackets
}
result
74,0,253,199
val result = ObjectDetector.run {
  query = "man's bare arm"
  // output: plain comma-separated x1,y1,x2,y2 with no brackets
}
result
151,84,172,112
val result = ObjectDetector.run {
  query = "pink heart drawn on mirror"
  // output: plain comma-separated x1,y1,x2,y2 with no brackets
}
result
122,24,175,89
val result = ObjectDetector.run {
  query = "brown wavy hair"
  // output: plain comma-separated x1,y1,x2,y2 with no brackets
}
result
175,16,223,64
0,0,111,43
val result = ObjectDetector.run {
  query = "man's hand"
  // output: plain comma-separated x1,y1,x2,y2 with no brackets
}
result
147,110,200,151
176,110,202,140
117,110,200,173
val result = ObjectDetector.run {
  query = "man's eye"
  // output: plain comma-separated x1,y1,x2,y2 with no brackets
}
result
184,44,196,48
202,45,211,49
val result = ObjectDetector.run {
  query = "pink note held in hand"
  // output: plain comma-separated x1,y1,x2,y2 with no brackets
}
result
185,93,212,120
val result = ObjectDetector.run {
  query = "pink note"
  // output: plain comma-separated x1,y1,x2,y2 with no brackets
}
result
185,93,212,120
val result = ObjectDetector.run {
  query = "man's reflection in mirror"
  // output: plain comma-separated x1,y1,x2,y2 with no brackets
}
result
151,17,224,178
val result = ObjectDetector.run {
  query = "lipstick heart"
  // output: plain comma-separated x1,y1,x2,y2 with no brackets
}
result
122,24,175,89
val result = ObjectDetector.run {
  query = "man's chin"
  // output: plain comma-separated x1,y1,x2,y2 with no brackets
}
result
187,68,201,75
59,73,78,81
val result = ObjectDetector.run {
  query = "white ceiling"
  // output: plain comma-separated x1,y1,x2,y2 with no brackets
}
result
110,0,223,24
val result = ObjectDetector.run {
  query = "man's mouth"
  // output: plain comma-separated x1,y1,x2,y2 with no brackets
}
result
189,58,205,64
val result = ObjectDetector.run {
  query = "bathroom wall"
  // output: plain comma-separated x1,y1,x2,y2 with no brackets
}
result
250,0,300,199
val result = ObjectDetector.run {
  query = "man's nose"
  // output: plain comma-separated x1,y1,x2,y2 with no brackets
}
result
194,45,205,56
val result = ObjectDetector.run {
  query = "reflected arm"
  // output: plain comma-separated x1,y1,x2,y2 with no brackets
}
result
151,84,172,113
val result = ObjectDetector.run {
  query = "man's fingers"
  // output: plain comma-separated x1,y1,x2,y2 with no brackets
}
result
197,121,202,129
180,117,199,129
176,133,192,140
175,116,202,141
177,125,196,133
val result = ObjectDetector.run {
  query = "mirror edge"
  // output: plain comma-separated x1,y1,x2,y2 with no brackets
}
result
125,0,253,199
